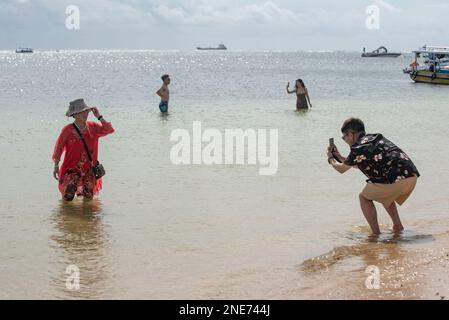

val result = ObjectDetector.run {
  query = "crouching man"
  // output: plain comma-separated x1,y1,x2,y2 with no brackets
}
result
327,118,420,235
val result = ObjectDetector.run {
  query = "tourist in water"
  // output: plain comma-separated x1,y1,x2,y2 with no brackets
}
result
52,99,115,201
156,74,171,113
286,79,312,110
327,118,420,235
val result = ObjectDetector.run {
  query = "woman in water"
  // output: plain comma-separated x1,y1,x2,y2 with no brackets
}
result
52,99,115,201
287,79,312,110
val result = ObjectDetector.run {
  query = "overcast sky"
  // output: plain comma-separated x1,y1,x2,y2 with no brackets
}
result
1,0,448,51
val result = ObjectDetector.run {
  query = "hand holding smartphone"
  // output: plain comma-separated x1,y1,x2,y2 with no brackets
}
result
329,138,342,163
329,138,335,150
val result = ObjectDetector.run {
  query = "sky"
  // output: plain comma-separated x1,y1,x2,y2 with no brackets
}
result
1,0,448,51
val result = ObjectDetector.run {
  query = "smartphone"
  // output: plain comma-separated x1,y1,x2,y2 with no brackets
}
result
329,138,342,163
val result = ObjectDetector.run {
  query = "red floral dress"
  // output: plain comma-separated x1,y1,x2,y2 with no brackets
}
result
52,121,114,199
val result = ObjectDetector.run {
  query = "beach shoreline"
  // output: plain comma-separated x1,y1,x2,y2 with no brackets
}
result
286,222,449,300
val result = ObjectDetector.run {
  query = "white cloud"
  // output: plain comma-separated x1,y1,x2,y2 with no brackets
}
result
2,0,448,50
373,0,401,13
152,5,187,21
151,1,303,26
83,0,151,24
240,1,300,23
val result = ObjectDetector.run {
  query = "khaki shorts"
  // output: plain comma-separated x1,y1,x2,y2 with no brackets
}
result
361,176,418,206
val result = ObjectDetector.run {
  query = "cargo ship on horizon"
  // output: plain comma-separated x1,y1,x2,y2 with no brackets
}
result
197,43,227,51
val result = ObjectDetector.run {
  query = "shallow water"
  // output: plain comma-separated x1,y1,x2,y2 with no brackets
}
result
1,50,449,299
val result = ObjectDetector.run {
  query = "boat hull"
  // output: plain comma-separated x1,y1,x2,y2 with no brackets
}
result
362,53,401,57
409,71,449,85
197,48,227,51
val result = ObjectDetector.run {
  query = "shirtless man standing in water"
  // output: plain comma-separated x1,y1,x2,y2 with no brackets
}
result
156,74,170,113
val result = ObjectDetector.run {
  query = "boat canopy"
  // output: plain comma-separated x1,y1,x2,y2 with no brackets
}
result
372,46,388,53
413,46,449,54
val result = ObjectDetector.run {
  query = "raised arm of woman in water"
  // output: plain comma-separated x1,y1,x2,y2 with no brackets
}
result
286,82,296,94
90,107,115,137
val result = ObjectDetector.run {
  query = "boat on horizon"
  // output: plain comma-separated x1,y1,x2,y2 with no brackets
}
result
362,46,401,58
197,43,227,51
403,45,449,85
15,47,33,53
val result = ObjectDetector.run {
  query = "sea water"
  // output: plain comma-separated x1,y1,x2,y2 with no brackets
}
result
1,50,449,299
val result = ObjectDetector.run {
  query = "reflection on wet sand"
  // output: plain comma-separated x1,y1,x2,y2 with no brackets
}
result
300,230,435,272
297,230,436,299
49,199,111,299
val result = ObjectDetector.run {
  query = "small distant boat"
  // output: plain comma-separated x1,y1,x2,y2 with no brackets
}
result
16,47,33,53
403,45,449,85
197,43,227,51
362,46,401,58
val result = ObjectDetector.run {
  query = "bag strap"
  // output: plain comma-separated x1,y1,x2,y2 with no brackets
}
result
72,123,94,164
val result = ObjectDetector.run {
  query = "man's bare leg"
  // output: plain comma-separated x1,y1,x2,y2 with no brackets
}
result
359,194,381,235
383,202,404,233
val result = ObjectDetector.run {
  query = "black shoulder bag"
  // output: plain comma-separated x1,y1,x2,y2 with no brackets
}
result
72,123,106,179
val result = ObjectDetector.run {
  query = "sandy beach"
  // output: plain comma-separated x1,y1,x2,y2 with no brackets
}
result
296,222,449,300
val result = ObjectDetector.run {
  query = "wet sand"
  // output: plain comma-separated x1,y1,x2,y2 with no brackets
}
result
283,221,449,300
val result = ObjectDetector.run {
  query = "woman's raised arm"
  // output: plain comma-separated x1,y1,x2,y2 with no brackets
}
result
91,107,115,137
286,82,295,94
91,120,115,138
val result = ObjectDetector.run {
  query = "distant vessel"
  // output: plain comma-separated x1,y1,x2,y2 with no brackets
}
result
16,47,33,53
403,45,449,85
197,43,227,51
362,46,401,58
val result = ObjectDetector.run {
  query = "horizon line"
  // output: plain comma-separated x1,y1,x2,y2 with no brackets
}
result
0,48,413,53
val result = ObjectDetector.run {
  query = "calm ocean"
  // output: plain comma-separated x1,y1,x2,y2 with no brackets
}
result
1,50,449,299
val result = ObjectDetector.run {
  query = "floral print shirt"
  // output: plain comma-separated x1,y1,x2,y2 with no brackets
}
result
344,133,420,184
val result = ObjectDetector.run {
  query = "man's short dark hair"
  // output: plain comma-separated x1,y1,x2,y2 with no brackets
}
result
161,74,170,81
341,118,365,134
